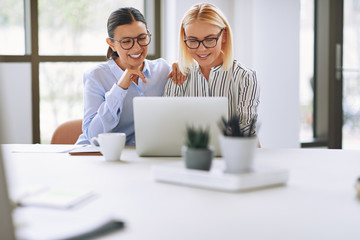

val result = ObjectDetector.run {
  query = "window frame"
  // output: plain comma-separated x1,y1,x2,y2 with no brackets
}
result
301,0,343,148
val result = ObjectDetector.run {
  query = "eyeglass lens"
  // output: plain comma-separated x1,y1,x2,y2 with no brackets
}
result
186,38,218,49
120,34,151,50
184,29,223,49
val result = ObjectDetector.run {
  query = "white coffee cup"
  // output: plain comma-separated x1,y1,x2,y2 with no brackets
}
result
90,133,126,161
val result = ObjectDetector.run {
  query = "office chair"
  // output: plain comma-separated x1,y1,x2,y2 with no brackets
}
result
51,119,83,144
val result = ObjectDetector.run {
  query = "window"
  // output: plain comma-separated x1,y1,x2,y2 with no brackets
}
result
342,0,360,149
299,0,315,142
0,0,25,55
39,62,100,142
300,0,360,149
0,0,159,143
38,0,144,56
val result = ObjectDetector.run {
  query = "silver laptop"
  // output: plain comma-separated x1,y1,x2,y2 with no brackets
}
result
133,97,228,157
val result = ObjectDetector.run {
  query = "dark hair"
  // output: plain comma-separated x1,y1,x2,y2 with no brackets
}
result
107,7,147,60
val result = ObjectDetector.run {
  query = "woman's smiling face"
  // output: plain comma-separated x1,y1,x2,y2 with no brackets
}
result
109,21,149,70
184,21,225,70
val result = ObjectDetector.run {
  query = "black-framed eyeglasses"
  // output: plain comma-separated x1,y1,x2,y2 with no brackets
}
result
184,28,224,49
110,32,152,50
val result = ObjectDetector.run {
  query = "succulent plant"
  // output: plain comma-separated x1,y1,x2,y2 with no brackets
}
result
185,125,210,149
218,115,257,137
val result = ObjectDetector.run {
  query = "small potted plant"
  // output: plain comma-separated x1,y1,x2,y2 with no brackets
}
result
182,125,214,171
218,115,258,174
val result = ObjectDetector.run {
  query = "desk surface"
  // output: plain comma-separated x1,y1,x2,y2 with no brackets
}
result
3,145,360,240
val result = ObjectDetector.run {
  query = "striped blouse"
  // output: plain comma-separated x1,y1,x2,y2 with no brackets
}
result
163,60,260,135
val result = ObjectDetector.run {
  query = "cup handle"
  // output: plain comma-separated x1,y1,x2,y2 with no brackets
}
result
90,137,100,146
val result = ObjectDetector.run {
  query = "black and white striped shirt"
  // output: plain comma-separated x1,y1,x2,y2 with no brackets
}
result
163,60,260,135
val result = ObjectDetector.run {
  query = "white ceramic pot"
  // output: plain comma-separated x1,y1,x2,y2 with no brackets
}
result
219,135,257,174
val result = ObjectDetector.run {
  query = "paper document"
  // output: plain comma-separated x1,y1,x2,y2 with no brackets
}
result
12,144,81,153
18,187,96,209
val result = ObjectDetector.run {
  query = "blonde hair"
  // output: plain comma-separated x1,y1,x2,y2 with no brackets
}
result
178,3,233,74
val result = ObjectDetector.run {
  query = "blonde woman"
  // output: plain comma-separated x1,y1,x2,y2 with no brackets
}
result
164,3,260,136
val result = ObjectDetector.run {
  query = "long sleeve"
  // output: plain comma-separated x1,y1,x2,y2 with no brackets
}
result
82,72,128,140
234,68,260,135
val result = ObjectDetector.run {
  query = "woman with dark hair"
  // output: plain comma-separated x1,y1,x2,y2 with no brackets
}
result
77,7,177,145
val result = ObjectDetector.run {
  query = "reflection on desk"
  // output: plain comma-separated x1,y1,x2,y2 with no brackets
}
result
3,144,360,240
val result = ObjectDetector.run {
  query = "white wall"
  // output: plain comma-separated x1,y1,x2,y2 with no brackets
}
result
232,0,254,65
252,0,300,148
162,0,300,148
0,63,32,143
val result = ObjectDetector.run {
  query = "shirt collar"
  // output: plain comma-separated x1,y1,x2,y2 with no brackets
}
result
143,59,151,78
194,62,224,74
211,64,223,72
108,59,124,81
108,59,151,80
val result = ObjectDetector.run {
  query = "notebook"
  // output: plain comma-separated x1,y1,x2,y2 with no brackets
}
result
133,97,228,157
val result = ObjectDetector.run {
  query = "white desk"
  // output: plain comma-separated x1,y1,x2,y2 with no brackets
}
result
3,145,360,240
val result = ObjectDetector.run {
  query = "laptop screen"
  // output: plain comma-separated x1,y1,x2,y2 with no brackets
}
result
133,97,228,157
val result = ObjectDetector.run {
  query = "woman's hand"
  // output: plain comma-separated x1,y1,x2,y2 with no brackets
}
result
167,62,187,85
117,67,146,90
